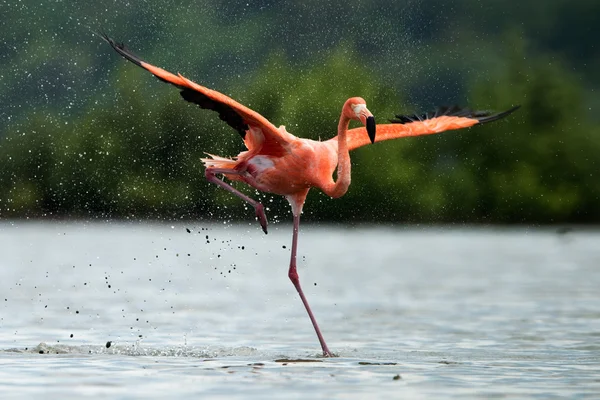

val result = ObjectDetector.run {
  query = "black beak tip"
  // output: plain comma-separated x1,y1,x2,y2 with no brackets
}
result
366,116,376,144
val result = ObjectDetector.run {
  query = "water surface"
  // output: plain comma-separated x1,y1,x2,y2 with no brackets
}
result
1,222,599,398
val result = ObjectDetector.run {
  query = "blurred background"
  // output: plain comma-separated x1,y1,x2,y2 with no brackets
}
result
1,0,598,224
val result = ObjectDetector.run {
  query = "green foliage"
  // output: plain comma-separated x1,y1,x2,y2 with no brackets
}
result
0,1,598,223
466,34,600,223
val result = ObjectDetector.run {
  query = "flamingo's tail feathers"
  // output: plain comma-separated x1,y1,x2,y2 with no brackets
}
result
201,154,238,169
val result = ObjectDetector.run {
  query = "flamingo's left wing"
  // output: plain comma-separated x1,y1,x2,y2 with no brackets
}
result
100,33,289,154
347,105,520,151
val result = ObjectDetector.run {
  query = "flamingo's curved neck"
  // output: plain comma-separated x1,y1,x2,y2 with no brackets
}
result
323,113,351,198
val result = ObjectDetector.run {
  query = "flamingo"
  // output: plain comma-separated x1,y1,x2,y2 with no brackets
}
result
100,34,519,357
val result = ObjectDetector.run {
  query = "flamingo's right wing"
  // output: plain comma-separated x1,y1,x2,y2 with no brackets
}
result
347,105,520,151
100,33,289,156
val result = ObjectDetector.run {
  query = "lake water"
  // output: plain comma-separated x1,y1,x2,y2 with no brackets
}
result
0,222,599,398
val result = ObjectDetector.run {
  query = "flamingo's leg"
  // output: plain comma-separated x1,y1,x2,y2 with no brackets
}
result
205,167,268,234
288,212,333,357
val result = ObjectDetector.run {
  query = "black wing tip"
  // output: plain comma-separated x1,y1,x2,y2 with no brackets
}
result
99,32,248,140
180,89,248,139
97,31,144,68
390,105,521,125
99,31,173,85
474,105,521,124
390,105,465,124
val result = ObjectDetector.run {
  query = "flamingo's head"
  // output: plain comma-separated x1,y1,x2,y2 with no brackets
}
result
345,97,376,144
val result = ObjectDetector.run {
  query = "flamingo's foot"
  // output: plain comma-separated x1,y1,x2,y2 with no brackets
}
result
322,347,336,358
255,203,268,234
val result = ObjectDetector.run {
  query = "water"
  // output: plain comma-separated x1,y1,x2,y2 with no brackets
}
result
1,222,599,398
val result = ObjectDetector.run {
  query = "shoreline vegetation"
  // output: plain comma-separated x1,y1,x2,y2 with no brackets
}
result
1,1,598,224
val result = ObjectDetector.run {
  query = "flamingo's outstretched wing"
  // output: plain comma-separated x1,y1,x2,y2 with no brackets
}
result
346,105,520,151
100,33,289,155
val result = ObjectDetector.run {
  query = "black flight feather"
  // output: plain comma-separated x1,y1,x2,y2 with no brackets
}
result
99,32,248,139
390,105,520,125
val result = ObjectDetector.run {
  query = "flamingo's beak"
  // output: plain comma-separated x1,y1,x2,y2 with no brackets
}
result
366,116,376,144
354,103,377,144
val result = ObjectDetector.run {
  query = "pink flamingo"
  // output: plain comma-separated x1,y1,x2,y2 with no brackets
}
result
101,34,519,357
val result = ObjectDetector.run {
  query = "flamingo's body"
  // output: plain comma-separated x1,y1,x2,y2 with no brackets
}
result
101,34,519,357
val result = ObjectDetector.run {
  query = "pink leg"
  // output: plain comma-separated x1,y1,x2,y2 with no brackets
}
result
205,168,268,234
288,212,333,357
